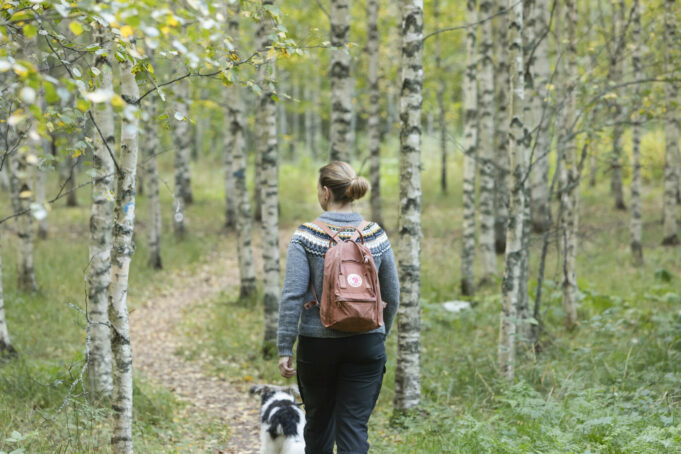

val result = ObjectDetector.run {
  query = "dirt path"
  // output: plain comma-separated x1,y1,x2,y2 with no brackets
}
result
130,247,261,453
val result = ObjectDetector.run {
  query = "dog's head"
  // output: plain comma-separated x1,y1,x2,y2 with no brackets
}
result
250,384,300,405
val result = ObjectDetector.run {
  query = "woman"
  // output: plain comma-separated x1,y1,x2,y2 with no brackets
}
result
277,161,400,454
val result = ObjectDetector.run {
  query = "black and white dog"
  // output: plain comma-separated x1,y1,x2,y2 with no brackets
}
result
250,384,305,454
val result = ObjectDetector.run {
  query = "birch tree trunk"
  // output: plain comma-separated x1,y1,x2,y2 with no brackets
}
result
559,0,579,329
0,242,15,356
329,0,353,163
610,0,626,210
478,0,497,281
87,28,115,397
493,0,510,254
16,149,38,292
145,93,162,270
36,125,49,239
367,0,383,226
227,3,257,299
172,80,189,239
529,0,550,233
662,0,680,246
394,0,423,413
258,0,280,357
499,0,528,380
434,0,447,194
109,54,140,454
223,92,236,231
65,153,78,207
461,0,478,297
630,0,643,264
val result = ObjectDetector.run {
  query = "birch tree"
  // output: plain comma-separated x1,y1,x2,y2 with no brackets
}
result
394,0,423,413
493,0,510,254
16,148,38,292
461,0,478,297
434,0,448,194
0,242,14,356
662,0,680,246
223,7,237,231
258,0,281,357
499,0,528,380
630,0,643,264
108,50,140,454
145,94,162,270
226,2,257,299
329,0,353,162
529,0,550,233
367,0,383,225
172,80,190,239
87,26,115,397
559,0,579,329
478,0,497,281
609,0,626,210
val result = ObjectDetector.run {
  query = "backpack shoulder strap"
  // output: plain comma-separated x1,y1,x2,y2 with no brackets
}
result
311,219,336,238
350,220,371,243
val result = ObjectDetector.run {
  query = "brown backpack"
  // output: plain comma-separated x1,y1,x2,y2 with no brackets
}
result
303,220,384,332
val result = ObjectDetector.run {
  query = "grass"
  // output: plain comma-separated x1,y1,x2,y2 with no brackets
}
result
2,129,681,452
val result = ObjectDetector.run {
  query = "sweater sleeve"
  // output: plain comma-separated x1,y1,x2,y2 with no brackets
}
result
378,241,400,338
277,239,310,357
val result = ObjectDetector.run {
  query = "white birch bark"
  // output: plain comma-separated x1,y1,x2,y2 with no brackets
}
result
16,149,38,292
87,27,115,397
630,0,643,264
529,0,550,233
258,0,280,357
329,0,353,162
434,0,447,194
367,0,383,226
499,0,528,380
662,0,680,246
109,53,140,454
461,0,478,297
304,82,313,154
610,0,626,210
559,0,579,329
0,241,15,355
144,91,162,270
173,80,189,239
394,0,423,412
478,0,497,281
493,0,510,254
226,3,257,299
36,125,49,239
223,94,236,231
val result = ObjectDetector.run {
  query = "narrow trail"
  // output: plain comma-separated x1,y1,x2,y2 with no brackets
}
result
130,246,261,453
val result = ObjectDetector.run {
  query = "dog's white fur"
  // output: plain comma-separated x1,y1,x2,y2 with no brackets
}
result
250,384,305,454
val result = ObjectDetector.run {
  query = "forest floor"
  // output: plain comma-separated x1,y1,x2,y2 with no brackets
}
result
130,245,261,453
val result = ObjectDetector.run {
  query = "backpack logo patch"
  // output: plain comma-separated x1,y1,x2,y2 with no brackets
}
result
347,273,363,288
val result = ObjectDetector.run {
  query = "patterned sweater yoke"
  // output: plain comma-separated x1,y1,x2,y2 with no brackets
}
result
290,221,392,258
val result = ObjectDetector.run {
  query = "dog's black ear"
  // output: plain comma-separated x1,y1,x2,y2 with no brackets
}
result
250,385,264,395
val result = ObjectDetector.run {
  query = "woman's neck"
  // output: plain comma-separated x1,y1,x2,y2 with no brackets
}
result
325,202,353,213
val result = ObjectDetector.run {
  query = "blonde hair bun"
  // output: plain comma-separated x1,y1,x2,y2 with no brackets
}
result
345,176,370,201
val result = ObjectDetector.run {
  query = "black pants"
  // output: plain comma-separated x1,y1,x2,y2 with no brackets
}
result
296,333,387,454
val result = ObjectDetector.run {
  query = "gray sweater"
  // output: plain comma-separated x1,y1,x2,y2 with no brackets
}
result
277,211,400,357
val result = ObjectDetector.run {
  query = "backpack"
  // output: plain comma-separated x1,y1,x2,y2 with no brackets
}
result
303,220,384,333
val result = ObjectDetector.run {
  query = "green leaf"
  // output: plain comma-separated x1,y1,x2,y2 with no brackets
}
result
22,24,37,38
69,22,84,36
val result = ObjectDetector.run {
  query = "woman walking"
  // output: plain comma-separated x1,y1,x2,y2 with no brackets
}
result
277,161,399,454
